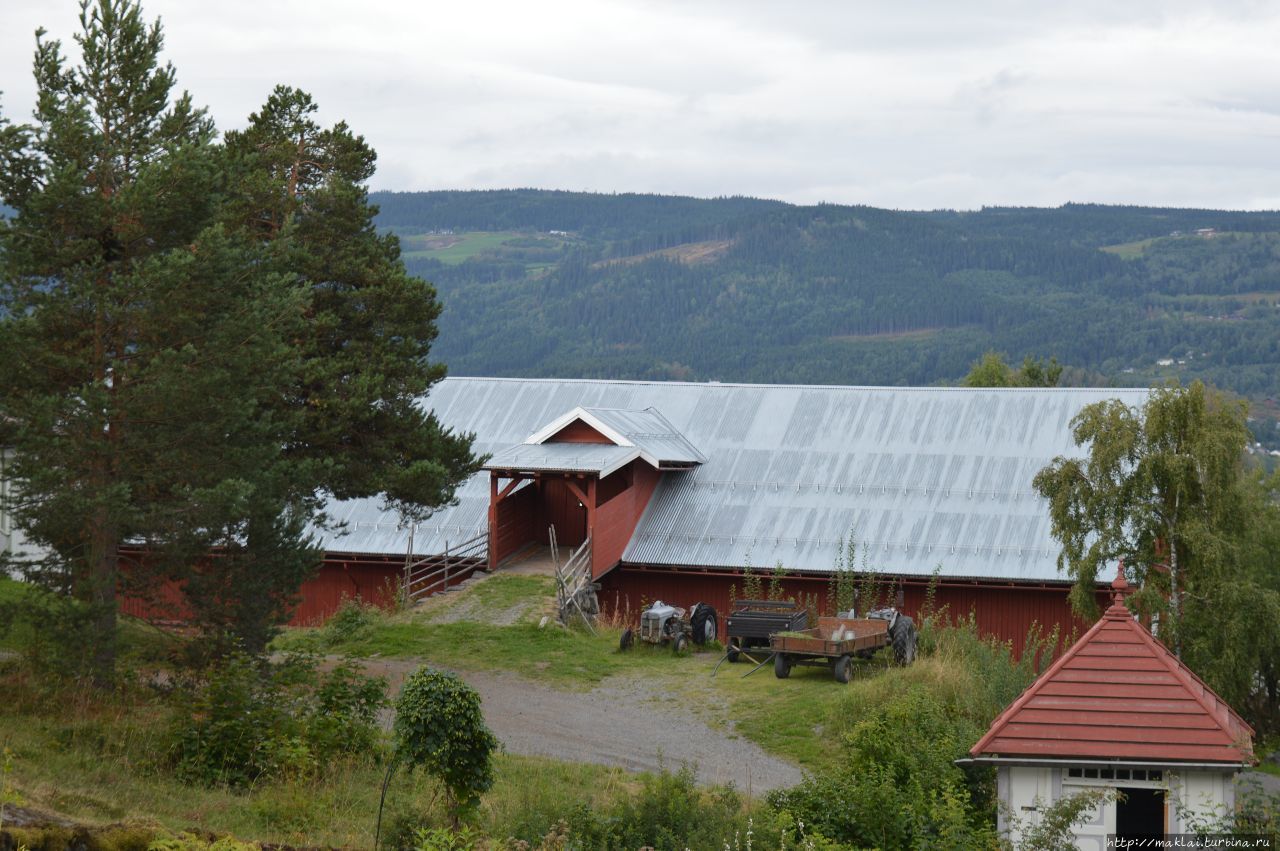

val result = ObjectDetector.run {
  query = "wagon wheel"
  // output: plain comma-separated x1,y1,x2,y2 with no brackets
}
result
774,652,792,679
833,654,853,684
690,603,718,646
891,615,917,665
726,639,741,663
673,633,689,655
619,628,634,652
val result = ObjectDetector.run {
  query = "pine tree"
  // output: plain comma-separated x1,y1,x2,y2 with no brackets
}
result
0,0,480,676
218,86,482,520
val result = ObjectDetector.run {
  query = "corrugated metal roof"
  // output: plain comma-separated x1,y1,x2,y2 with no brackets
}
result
485,443,640,476
578,407,706,465
970,571,1253,763
316,377,1150,581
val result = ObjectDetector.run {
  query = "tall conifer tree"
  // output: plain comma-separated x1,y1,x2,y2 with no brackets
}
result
0,0,480,678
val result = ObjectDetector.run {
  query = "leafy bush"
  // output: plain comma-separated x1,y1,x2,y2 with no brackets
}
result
407,825,486,851
1003,788,1116,851
769,686,997,849
322,596,380,645
168,651,386,788
768,618,1049,849
550,766,837,851
393,667,498,825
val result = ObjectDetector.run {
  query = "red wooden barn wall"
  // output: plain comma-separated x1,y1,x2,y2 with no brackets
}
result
290,555,404,625
119,576,193,623
121,553,434,627
591,463,661,578
598,566,1102,657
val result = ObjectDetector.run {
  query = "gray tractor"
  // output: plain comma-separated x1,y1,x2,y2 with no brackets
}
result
620,600,718,654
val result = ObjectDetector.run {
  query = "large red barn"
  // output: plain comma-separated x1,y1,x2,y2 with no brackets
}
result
297,378,1147,653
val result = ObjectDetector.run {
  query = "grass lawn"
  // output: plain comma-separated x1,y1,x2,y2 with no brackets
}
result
274,573,882,773
0,687,643,847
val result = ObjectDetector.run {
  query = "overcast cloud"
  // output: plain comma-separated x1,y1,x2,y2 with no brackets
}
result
3,0,1280,210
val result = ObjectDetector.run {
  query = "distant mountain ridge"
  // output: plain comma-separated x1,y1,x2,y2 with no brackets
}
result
371,190,1280,427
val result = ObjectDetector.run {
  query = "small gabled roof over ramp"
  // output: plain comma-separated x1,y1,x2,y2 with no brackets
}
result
969,568,1254,765
484,443,640,477
527,405,705,468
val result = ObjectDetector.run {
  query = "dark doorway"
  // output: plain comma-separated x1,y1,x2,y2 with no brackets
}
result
541,478,588,546
1116,787,1164,840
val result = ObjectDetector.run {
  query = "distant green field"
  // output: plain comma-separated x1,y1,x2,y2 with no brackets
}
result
400,230,574,266
400,230,521,264
1100,236,1163,259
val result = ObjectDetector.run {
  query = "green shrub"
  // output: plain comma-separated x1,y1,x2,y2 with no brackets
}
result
168,651,386,788
392,667,497,826
407,825,485,851
767,618,1046,849
322,596,379,646
549,766,837,851
769,685,997,849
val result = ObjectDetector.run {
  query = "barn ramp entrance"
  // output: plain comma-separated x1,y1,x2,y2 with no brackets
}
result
484,406,703,579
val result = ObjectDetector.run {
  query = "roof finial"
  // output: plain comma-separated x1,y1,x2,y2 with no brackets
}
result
1110,559,1131,610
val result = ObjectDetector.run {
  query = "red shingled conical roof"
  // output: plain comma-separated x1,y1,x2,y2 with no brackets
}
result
970,565,1254,764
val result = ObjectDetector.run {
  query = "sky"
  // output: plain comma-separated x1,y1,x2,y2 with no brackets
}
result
3,0,1280,211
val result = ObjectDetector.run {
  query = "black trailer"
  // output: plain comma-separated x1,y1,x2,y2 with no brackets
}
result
723,599,808,662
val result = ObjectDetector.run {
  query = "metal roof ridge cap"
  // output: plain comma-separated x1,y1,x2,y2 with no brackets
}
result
442,376,1154,393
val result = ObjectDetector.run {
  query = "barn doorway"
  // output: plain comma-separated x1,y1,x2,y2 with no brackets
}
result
1115,787,1164,839
541,478,588,546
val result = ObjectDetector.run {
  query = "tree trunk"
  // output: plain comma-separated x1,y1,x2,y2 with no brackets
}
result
88,505,118,687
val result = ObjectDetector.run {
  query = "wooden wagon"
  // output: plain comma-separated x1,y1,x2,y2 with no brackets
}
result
771,614,912,683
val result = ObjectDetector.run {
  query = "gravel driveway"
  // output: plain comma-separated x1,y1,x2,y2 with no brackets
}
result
357,657,804,795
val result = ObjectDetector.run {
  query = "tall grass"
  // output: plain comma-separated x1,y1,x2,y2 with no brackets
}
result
768,614,1056,849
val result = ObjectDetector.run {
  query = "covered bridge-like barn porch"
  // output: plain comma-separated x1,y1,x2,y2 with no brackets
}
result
485,406,702,578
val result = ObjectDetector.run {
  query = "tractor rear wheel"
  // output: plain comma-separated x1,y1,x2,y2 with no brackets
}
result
833,654,853,683
774,652,792,679
619,628,634,652
891,615,918,665
690,603,718,646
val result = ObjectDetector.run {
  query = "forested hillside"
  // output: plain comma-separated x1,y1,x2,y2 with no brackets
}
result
374,191,1280,421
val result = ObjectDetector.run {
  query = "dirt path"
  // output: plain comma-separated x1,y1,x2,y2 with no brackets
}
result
358,657,804,795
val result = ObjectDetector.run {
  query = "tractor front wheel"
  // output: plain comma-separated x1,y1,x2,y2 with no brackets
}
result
619,628,634,652
673,633,689,655
891,616,918,665
690,603,718,646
